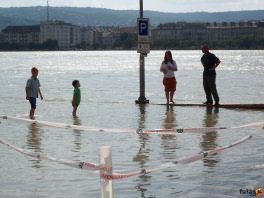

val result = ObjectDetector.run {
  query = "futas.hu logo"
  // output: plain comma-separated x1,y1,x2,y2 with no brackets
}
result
256,188,263,197
240,188,263,197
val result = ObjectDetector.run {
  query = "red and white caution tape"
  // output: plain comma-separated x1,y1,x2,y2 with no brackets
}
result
1,128,263,180
254,164,264,170
0,138,107,172
0,115,135,133
139,127,228,134
102,129,263,180
1,115,264,135
139,121,264,134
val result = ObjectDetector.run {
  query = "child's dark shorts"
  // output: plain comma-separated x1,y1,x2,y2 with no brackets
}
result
72,100,79,107
29,97,37,109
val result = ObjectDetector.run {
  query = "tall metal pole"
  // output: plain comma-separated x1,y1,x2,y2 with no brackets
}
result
136,0,149,104
47,0,50,22
140,0,143,18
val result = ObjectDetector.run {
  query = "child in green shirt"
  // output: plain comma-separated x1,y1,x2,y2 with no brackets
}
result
72,80,81,117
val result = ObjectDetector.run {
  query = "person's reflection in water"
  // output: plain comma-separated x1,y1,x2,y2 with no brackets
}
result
201,106,219,169
161,105,178,157
72,117,82,153
133,104,151,198
162,105,177,129
160,105,179,186
26,123,43,168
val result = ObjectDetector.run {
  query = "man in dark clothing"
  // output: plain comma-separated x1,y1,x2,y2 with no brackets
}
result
201,45,221,105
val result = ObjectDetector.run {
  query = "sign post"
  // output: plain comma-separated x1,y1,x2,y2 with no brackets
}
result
100,146,113,198
135,0,150,104
137,18,150,54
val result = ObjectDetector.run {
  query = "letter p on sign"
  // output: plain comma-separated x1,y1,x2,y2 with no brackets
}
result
138,18,149,36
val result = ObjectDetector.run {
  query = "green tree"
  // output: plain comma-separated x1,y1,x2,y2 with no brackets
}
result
28,43,42,50
76,41,90,50
0,42,21,51
0,33,5,42
237,36,255,49
41,39,59,50
114,33,137,49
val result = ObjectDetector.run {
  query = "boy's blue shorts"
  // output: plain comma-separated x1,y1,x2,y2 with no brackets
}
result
29,97,36,109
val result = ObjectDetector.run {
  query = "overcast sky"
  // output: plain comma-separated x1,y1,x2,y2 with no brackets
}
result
0,0,264,13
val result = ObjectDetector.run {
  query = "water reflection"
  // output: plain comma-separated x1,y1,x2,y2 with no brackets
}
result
161,105,178,158
72,117,82,153
163,105,177,129
26,123,43,168
133,104,151,198
200,106,219,169
133,104,150,166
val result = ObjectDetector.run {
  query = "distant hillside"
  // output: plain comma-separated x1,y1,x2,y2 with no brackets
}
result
1,6,264,30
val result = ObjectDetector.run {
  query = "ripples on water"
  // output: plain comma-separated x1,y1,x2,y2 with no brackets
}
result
0,50,263,197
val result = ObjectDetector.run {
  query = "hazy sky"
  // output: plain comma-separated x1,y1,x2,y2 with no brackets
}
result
0,0,264,13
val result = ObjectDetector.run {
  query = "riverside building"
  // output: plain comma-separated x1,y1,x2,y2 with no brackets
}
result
2,25,40,46
151,21,264,47
40,21,81,49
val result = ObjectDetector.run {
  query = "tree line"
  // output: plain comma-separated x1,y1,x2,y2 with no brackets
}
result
0,38,59,51
1,33,264,51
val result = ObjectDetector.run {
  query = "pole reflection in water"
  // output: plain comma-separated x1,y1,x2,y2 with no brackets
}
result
72,117,82,153
26,123,43,168
133,104,151,198
201,106,219,169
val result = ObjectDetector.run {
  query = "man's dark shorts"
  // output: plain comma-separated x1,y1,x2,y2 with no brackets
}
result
29,97,36,109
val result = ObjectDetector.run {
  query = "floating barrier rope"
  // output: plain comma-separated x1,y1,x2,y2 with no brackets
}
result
1,127,263,180
0,115,135,133
1,115,264,135
254,164,264,170
138,122,263,134
102,133,256,180
0,138,108,172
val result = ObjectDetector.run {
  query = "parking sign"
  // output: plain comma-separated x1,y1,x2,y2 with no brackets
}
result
138,18,150,42
137,18,150,54
138,18,149,36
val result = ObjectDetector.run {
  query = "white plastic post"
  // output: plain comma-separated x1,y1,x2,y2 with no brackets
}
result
99,146,113,198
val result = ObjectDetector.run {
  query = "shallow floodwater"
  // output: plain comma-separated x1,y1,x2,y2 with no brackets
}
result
0,50,264,198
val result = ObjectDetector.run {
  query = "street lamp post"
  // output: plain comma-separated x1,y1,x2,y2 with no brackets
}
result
135,0,149,104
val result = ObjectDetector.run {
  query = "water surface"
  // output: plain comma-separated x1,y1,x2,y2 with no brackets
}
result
0,50,264,198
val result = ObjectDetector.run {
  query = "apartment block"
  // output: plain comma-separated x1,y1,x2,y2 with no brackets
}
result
40,21,81,49
152,21,264,44
81,27,94,46
2,25,40,45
